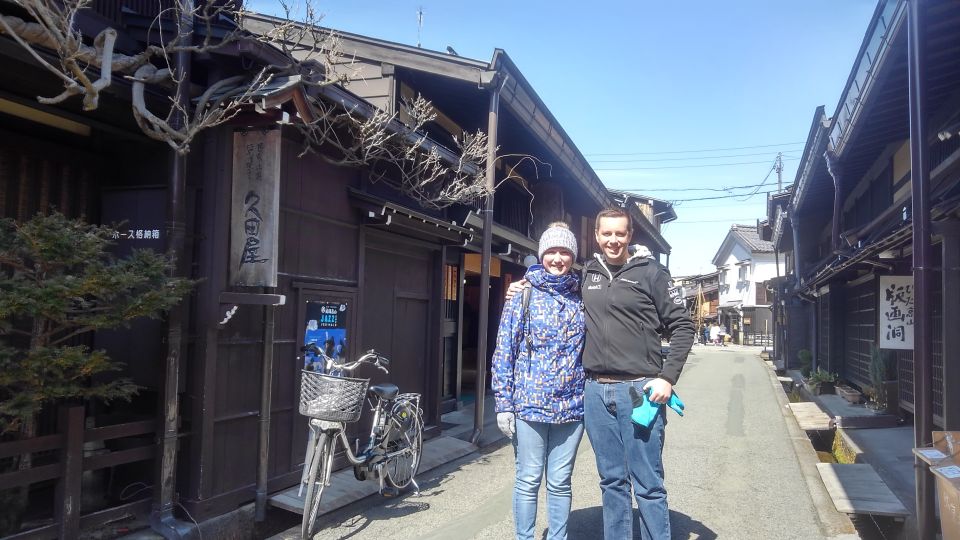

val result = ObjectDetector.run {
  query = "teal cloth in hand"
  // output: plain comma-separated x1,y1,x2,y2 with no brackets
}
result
628,386,685,428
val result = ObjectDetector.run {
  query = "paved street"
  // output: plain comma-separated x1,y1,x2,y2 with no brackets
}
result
304,347,850,539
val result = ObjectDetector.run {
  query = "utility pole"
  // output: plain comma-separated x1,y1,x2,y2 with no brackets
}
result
416,7,423,48
775,152,784,191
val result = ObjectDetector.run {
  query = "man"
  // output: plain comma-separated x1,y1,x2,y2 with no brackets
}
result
581,207,694,539
512,208,694,538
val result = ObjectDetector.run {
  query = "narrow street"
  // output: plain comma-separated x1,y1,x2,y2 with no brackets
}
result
297,346,849,540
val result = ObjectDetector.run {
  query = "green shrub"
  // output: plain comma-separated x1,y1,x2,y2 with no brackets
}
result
797,349,813,378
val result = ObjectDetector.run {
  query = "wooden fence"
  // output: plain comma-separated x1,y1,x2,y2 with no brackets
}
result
0,406,155,540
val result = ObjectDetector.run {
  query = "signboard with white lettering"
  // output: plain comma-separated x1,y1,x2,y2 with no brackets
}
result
230,129,281,287
879,275,914,350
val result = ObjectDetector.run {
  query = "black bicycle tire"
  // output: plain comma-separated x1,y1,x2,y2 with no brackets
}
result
301,432,329,539
384,402,423,489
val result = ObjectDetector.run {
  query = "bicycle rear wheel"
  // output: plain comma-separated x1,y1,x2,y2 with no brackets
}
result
384,400,423,489
301,432,331,539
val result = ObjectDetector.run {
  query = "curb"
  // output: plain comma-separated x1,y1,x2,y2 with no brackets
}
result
760,355,858,538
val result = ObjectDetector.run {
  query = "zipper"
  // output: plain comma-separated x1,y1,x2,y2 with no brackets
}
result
593,255,614,375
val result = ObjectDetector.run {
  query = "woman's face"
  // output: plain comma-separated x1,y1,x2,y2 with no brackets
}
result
541,248,574,276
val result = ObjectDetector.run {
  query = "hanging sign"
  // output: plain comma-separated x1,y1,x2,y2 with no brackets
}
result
230,129,281,287
879,275,914,350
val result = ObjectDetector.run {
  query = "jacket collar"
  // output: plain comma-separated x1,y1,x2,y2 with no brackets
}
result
590,253,649,280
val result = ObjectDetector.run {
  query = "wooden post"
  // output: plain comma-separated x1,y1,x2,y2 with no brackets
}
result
55,405,84,539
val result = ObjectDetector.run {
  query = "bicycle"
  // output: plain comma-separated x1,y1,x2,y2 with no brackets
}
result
297,344,424,538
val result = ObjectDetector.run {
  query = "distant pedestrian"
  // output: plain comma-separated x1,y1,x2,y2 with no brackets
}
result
709,323,720,345
492,222,586,540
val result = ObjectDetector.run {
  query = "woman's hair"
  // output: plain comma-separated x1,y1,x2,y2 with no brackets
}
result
594,207,633,233
546,221,570,230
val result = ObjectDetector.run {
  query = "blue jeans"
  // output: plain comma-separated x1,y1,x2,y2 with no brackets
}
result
512,419,585,540
584,379,669,540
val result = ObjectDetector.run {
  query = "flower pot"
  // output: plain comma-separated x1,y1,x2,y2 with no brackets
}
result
835,385,862,404
812,381,835,395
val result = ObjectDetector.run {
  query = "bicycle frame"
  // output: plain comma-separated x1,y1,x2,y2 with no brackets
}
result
301,392,419,495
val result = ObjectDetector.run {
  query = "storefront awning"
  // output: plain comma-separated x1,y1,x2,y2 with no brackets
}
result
349,189,473,244
462,211,538,263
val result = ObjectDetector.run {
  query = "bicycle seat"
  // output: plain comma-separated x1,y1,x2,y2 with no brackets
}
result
369,383,399,400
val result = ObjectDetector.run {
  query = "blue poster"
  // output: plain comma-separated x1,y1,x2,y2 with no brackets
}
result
304,301,348,371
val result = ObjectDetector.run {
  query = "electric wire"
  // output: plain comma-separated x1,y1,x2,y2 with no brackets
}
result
588,150,799,163
593,157,799,171
584,141,806,156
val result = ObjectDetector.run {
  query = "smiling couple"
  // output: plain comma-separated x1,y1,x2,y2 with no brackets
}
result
491,207,695,540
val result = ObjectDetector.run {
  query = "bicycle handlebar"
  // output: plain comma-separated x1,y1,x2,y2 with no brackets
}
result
301,344,390,374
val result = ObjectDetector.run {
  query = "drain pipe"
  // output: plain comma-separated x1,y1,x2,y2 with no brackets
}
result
907,0,936,537
471,74,502,445
151,1,195,538
823,150,843,253
254,302,276,520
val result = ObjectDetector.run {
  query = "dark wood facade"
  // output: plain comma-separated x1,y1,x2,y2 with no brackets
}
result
1,6,619,535
770,0,960,431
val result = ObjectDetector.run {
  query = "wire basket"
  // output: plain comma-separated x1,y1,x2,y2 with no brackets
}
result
299,370,369,422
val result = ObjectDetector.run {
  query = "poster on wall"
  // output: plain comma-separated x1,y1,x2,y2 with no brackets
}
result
229,129,281,287
879,275,914,350
303,301,349,371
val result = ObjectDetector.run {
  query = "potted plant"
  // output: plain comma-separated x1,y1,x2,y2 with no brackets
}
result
797,349,812,378
868,345,898,415
807,368,838,395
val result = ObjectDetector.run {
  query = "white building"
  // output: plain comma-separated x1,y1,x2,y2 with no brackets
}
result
711,224,785,345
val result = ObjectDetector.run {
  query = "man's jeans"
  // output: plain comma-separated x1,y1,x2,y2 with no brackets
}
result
512,419,585,540
584,378,669,540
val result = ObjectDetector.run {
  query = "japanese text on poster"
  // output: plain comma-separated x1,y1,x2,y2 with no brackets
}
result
879,275,914,350
303,301,348,371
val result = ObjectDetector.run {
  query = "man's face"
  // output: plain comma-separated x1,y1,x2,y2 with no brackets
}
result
595,216,631,265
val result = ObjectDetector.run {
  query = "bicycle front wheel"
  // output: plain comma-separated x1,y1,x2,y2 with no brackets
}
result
384,401,423,489
301,432,331,539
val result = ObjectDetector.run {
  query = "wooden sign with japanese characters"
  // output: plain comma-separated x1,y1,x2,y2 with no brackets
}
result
879,275,914,350
230,129,281,287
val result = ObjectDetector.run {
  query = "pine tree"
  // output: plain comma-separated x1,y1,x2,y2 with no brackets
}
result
0,212,193,533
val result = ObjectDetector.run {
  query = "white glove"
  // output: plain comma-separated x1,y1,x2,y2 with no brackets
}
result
497,412,516,438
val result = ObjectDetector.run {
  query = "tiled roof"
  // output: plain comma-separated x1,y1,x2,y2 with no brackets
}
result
731,224,774,253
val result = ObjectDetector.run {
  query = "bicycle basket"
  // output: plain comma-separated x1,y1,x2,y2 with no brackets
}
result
299,370,369,422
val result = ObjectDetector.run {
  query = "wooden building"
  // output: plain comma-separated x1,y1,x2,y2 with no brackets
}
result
675,271,720,343
0,5,622,537
771,0,960,429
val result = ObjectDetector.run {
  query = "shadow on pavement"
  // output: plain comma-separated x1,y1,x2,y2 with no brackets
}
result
567,507,716,540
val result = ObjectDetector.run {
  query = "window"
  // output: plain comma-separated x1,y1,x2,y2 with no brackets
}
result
738,265,748,282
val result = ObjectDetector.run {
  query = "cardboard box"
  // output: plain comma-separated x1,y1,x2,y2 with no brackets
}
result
912,431,960,466
913,431,960,539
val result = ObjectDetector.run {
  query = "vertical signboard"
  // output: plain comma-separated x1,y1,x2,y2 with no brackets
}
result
879,275,914,349
230,129,281,287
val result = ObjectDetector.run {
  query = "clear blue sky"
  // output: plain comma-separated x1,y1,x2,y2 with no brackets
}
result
251,0,878,276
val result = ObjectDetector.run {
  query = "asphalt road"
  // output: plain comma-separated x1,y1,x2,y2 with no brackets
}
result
305,346,847,539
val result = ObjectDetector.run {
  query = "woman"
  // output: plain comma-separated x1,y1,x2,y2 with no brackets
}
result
491,222,586,540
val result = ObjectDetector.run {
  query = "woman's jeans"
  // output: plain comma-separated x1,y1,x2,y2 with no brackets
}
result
512,419,585,540
584,378,669,540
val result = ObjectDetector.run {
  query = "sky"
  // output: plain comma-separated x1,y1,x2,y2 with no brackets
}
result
250,0,878,276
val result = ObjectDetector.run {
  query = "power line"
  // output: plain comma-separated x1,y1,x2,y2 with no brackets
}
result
584,141,806,157
594,157,799,171
671,218,761,224
616,181,793,193
588,150,798,163
668,190,777,202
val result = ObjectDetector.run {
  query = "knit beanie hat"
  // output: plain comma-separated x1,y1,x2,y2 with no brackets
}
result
538,225,578,260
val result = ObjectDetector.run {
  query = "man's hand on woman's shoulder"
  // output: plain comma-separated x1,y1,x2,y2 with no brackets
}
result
504,279,529,301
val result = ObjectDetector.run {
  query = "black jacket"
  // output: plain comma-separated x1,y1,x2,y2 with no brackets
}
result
581,254,695,384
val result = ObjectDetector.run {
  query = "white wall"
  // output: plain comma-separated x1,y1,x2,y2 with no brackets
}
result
717,248,784,307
